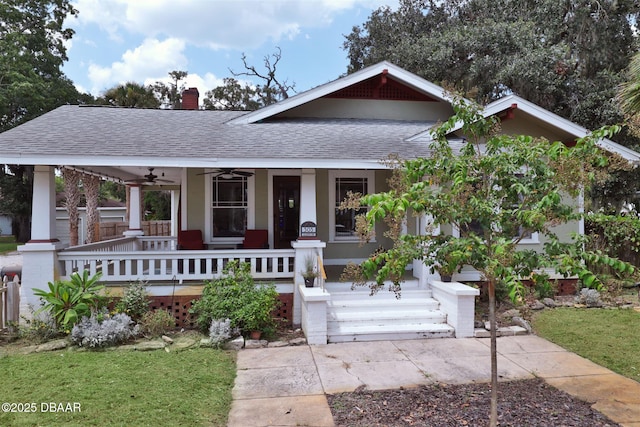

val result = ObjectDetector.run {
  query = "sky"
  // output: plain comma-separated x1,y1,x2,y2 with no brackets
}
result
62,0,399,102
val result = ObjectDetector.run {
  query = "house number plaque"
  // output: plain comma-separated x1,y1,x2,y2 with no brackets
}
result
300,221,317,238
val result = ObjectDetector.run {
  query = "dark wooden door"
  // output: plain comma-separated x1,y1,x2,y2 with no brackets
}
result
273,176,300,249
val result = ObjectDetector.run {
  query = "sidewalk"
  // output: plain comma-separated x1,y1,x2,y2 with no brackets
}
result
228,335,640,427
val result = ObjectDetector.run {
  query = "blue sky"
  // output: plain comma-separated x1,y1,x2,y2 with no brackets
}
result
62,0,398,101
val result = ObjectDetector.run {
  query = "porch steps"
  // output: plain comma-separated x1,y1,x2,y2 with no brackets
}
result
325,284,454,343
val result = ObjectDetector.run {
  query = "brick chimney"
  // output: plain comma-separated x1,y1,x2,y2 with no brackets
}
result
181,87,199,110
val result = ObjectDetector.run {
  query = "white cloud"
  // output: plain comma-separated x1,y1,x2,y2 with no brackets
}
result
69,0,398,95
72,0,393,50
87,38,187,94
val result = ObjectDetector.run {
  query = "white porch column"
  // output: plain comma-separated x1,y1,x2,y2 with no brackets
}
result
31,165,57,241
170,190,179,238
299,168,317,226
18,165,61,318
414,213,440,288
124,184,144,237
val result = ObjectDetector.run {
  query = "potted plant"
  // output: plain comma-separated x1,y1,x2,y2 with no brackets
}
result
301,255,319,287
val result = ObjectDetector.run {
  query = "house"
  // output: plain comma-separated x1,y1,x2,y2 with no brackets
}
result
1,61,638,344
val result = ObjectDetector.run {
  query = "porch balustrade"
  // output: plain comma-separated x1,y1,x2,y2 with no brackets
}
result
57,236,295,283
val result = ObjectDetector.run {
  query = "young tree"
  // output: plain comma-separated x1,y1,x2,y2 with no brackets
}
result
347,98,633,426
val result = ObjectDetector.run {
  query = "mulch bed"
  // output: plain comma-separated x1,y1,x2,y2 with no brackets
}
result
328,377,619,426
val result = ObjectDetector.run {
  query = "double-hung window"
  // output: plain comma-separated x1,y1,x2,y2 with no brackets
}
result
210,175,248,238
329,170,375,242
456,174,538,244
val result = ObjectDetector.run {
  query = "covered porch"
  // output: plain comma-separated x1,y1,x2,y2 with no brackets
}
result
18,164,479,344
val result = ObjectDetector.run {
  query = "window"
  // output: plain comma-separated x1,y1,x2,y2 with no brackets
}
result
456,176,538,244
329,170,375,242
211,176,247,237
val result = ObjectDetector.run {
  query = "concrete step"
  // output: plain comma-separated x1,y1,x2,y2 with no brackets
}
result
323,280,423,293
327,297,441,312
327,288,433,301
327,322,455,343
328,309,447,325
325,285,453,342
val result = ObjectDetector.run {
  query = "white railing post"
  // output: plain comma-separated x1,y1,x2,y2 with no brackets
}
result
19,243,60,322
298,284,330,345
291,239,326,326
430,280,480,338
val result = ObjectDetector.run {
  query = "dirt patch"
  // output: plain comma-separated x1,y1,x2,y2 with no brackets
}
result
328,378,619,426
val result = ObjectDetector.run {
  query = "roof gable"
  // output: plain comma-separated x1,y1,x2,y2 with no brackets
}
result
228,61,452,125
407,94,640,163
324,73,439,102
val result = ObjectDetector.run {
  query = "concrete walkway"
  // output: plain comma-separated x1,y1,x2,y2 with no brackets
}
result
228,335,640,427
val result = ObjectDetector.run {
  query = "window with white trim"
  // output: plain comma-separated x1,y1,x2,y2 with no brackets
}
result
329,170,375,242
456,175,539,244
210,176,248,238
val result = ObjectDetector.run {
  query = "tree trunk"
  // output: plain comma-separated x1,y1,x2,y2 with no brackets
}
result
12,216,31,243
489,279,498,427
84,174,100,243
63,168,80,246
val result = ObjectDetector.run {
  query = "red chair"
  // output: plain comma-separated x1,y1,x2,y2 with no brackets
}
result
241,229,269,249
177,229,205,250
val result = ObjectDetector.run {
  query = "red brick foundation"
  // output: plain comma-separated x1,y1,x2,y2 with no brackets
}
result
140,293,294,329
473,278,578,299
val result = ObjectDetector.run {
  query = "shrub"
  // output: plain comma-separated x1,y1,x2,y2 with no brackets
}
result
16,314,61,343
71,311,139,348
531,273,556,300
209,318,238,348
33,270,106,331
139,309,175,337
116,281,150,321
190,260,280,336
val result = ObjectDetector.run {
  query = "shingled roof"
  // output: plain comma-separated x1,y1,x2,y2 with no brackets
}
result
0,104,437,168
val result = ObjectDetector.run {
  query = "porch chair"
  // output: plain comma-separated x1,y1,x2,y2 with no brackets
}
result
177,229,206,250
240,229,269,249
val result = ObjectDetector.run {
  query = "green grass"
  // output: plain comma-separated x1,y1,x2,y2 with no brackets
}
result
0,235,18,254
533,307,640,381
0,347,236,426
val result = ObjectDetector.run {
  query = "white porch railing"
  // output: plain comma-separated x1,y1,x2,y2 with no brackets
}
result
57,237,295,282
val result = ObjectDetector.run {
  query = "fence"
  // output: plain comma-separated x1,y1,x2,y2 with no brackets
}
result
1,275,20,330
99,220,171,241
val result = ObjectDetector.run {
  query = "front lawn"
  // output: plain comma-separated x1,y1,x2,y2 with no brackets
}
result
533,307,640,382
0,347,236,426
0,235,18,254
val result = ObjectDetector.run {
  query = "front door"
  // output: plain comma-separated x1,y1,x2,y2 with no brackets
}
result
273,176,300,249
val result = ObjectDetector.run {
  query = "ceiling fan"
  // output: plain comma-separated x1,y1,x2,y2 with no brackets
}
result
198,168,254,179
125,168,173,185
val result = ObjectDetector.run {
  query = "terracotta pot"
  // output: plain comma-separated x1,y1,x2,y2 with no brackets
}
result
249,330,262,340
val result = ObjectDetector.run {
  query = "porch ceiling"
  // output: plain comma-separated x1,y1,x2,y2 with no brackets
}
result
69,165,184,186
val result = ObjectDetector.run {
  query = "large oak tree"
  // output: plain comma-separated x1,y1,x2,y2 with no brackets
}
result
0,0,83,242
343,0,640,211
